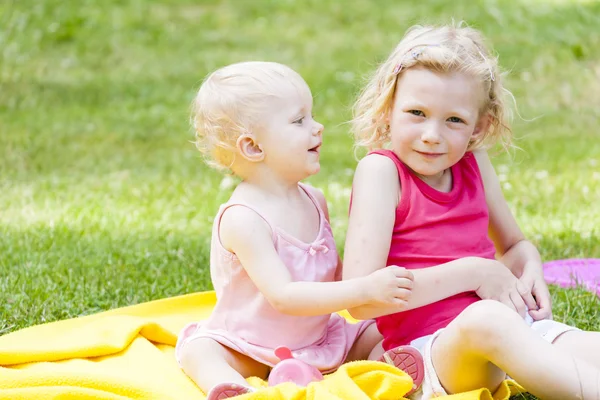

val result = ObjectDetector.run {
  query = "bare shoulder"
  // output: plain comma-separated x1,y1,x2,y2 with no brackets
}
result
472,149,494,172
356,153,398,179
471,149,499,189
219,204,272,252
472,148,490,163
353,153,400,193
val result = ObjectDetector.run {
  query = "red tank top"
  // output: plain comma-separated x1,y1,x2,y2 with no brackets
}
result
369,150,497,350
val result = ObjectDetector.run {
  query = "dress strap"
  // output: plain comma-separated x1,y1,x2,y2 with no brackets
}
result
216,202,277,244
298,182,325,221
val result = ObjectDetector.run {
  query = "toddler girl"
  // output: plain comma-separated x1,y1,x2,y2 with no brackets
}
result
176,61,422,399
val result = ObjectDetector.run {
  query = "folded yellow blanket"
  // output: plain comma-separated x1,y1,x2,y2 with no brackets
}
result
0,291,525,399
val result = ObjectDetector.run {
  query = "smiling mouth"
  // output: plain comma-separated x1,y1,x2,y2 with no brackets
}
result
416,150,444,157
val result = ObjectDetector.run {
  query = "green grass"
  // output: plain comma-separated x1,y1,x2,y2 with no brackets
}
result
1,0,599,380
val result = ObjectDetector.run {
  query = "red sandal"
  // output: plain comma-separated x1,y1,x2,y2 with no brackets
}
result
379,345,424,395
206,382,254,400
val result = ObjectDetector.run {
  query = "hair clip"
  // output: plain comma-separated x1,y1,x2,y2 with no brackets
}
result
393,44,440,76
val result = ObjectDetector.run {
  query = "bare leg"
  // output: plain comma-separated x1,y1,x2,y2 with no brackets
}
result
433,300,600,400
344,323,383,362
368,339,385,360
554,330,600,369
179,338,270,394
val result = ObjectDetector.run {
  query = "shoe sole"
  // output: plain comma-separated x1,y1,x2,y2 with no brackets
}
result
380,346,424,395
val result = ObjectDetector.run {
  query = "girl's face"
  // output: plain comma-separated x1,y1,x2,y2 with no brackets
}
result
388,67,489,186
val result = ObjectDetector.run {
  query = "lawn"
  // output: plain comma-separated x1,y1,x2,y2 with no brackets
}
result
1,0,599,353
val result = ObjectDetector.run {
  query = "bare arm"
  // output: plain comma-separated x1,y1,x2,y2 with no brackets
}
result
473,150,533,268
348,259,488,319
474,150,545,274
342,155,483,319
474,150,550,319
220,205,376,316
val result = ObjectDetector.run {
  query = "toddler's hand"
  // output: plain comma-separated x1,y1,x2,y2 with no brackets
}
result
365,266,413,309
476,260,538,318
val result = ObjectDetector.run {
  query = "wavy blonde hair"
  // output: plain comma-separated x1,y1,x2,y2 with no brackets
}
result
191,61,307,171
352,23,513,152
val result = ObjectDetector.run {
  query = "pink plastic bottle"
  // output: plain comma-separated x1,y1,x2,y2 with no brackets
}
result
267,346,324,387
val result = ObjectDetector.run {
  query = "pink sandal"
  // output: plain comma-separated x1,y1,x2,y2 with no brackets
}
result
379,345,424,395
206,382,254,400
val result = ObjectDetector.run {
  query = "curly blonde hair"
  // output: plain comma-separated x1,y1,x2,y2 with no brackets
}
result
352,23,513,152
191,61,307,171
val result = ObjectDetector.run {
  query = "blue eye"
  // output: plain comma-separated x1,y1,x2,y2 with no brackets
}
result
408,110,424,117
448,116,464,123
293,117,304,124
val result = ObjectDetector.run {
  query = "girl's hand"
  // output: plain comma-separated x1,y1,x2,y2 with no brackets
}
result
519,261,553,321
476,260,538,318
365,266,414,309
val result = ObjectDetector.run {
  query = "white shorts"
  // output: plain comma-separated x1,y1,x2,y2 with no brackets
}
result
408,319,579,400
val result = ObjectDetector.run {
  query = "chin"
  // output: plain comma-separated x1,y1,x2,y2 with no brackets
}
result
407,164,444,177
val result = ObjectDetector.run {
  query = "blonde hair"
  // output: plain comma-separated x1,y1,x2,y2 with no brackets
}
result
191,61,308,170
352,23,513,152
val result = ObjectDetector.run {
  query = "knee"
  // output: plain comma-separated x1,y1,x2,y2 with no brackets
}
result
178,338,219,373
452,300,522,351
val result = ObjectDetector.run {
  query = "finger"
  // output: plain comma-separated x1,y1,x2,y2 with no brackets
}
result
534,283,552,310
516,280,538,311
392,298,408,309
529,308,552,321
530,285,552,320
499,294,517,313
519,273,534,287
509,290,527,318
395,277,413,289
393,288,412,301
393,268,414,280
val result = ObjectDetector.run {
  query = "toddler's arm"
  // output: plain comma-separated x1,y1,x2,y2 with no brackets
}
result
219,204,411,317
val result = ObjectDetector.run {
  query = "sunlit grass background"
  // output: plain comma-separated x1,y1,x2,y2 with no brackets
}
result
1,0,599,365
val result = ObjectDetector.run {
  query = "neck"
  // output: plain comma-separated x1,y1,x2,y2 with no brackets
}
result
237,164,307,200
414,168,451,191
244,175,301,197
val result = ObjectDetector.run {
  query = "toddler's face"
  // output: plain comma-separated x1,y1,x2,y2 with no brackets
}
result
255,80,325,181
388,67,487,183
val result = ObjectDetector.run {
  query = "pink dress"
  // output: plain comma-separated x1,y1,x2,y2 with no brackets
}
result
175,183,373,373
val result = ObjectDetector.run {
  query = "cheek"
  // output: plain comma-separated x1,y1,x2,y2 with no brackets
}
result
391,119,419,143
447,129,473,151
390,112,410,129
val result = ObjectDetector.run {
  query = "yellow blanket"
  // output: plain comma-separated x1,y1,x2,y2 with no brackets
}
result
0,291,525,399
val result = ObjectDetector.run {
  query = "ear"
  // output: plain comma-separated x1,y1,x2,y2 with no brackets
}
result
472,113,492,139
383,107,392,125
236,133,264,162
377,110,391,133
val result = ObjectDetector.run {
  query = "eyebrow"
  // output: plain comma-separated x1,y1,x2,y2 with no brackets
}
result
290,107,305,119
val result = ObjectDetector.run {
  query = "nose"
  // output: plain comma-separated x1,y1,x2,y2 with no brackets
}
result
313,121,324,136
420,122,441,144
